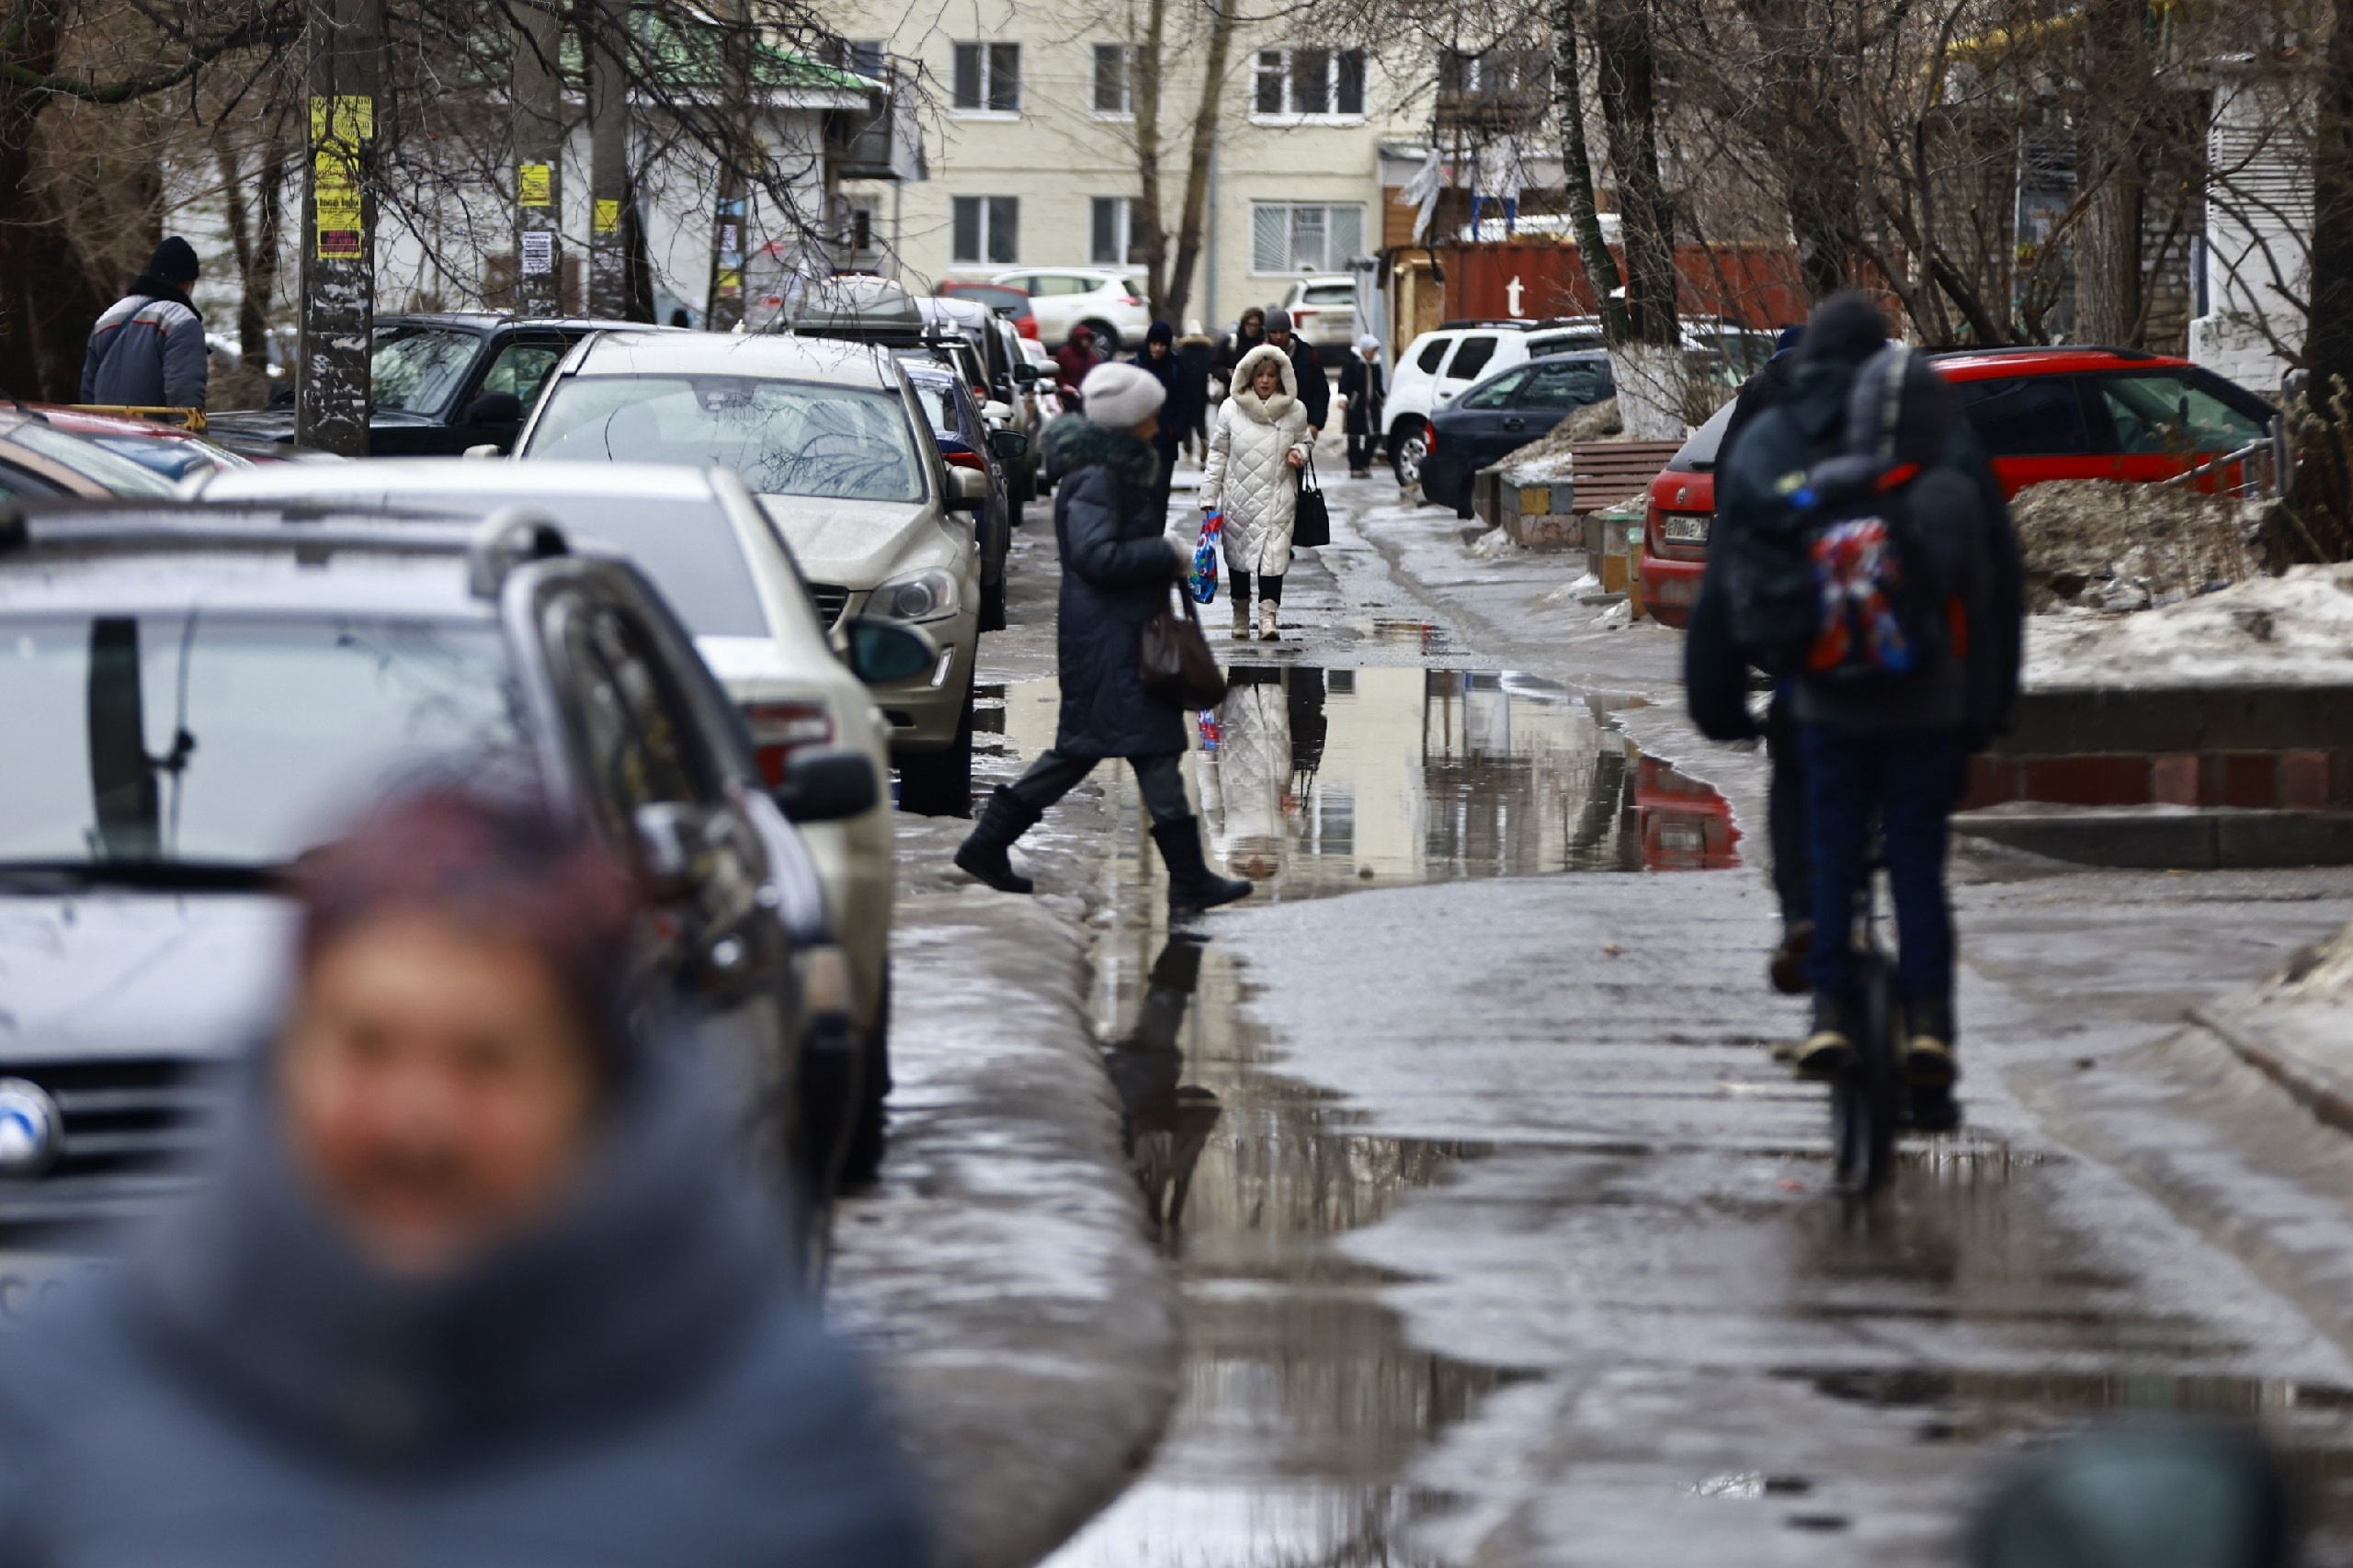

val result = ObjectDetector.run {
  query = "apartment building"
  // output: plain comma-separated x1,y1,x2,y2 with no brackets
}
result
830,0,1428,339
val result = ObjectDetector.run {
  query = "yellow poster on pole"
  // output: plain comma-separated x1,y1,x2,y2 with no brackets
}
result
309,96,374,150
594,199,621,234
313,149,364,260
519,163,553,208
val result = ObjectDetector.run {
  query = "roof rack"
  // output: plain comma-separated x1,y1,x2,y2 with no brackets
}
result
1435,317,1592,332
1924,343,2160,361
466,507,570,598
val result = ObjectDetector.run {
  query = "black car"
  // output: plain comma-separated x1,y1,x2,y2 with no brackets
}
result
902,359,1025,632
1420,352,1617,515
0,501,909,1236
209,314,668,457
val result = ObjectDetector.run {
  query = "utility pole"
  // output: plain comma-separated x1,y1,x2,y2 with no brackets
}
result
704,0,751,331
513,0,564,315
586,0,631,317
296,0,381,456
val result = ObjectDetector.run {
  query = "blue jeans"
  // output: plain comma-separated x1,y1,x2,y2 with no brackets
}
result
1800,725,1961,1003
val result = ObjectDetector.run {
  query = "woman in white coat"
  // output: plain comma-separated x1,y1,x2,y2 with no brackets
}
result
1202,342,1311,641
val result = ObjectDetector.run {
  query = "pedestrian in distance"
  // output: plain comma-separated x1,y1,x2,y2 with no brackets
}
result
1261,307,1329,436
1132,321,1194,522
1713,290,2021,1103
1211,306,1267,392
0,781,933,1568
1176,319,1216,459
1336,334,1385,478
1053,324,1103,408
956,360,1253,915
82,236,209,412
1202,344,1311,642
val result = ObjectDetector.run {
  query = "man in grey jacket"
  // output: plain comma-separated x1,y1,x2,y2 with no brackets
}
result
81,236,209,410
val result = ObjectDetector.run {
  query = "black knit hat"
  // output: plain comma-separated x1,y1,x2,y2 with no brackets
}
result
147,236,199,284
1146,321,1174,347
1798,290,1886,365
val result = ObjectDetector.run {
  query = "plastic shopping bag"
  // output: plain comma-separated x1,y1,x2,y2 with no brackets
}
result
1190,512,1222,605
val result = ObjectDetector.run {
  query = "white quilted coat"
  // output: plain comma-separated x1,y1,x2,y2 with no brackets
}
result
1202,344,1311,579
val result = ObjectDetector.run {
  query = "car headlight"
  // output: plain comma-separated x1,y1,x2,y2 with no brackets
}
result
870,567,960,624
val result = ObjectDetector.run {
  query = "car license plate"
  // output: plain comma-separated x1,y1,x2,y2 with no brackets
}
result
0,1252,101,1324
1664,515,1710,544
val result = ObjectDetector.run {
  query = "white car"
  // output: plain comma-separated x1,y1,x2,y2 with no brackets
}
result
989,267,1151,353
187,460,912,1097
1279,276,1362,352
515,330,987,819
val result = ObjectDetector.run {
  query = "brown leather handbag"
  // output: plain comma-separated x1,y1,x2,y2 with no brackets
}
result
1140,587,1229,710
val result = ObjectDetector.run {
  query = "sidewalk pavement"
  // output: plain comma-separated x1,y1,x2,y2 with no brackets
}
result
827,812,1179,1568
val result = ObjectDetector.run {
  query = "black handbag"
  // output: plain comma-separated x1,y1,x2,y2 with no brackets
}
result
1292,452,1331,550
1141,587,1230,710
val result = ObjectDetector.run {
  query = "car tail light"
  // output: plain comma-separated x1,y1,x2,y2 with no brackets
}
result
1120,295,1144,307
1424,424,1437,452
745,700,833,787
1644,496,1663,551
1017,318,1039,338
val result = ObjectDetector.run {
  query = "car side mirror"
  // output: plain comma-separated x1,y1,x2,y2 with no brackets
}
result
982,399,1016,426
1015,362,1040,386
947,466,989,512
844,618,938,685
990,428,1029,461
773,747,880,824
461,443,503,460
465,391,523,427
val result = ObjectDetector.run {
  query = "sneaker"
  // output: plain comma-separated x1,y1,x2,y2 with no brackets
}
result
1907,1083,1961,1133
1793,994,1854,1079
1768,920,1814,996
1904,996,1959,1088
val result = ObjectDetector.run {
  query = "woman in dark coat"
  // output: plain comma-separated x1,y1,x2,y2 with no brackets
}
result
1132,320,1189,521
1336,334,1385,477
956,362,1251,914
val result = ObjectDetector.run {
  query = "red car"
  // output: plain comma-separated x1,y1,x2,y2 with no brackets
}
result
1637,346,2279,629
935,280,1040,340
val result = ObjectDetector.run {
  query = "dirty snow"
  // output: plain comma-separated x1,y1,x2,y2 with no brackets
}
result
2013,479,2263,612
2027,562,2353,687
1468,526,1520,560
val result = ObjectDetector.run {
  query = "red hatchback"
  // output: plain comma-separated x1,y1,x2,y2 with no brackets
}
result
1638,347,2278,629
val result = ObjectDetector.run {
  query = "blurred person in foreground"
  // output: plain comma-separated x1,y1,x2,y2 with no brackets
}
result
0,783,930,1568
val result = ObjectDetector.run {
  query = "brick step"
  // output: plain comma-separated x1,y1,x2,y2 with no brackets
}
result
1955,808,2353,870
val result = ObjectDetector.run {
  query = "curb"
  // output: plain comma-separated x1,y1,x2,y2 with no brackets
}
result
2188,998,2353,1141
1955,808,2353,869
828,874,1179,1568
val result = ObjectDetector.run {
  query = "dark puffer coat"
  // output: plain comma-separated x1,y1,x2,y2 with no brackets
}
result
0,1040,931,1568
1046,418,1187,758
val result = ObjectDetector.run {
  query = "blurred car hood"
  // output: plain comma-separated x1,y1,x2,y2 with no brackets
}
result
205,408,440,443
0,892,291,1063
752,497,944,586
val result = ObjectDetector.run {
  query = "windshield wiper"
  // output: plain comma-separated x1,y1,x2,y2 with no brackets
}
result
0,859,276,892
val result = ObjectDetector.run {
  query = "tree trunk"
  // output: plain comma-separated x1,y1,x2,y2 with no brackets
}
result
1133,0,1168,318
586,0,631,318
0,3,114,400
2075,0,2154,346
705,0,752,330
1552,0,1631,343
513,0,564,317
2295,0,2353,561
297,0,381,453
1163,0,1235,326
1588,0,1684,437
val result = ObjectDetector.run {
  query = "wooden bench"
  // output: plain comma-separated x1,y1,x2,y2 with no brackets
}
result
1563,440,1682,516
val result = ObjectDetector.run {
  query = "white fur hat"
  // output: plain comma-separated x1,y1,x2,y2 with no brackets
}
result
1079,362,1167,429
1357,333,1381,353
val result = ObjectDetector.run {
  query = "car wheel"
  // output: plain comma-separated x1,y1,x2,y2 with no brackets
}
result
1391,421,1429,488
982,574,1008,632
1082,318,1121,355
840,967,892,1186
895,674,976,817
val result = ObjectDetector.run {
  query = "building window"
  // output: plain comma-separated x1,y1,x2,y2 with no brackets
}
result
951,42,1020,113
952,196,1018,266
1091,197,1140,266
1253,48,1366,119
1093,44,1131,116
1250,202,1365,273
827,37,886,77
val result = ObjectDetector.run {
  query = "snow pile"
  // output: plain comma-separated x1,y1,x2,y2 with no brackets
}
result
2012,479,2263,613
1497,399,1631,481
1467,526,1519,560
2027,562,2353,687
2273,922,2353,1005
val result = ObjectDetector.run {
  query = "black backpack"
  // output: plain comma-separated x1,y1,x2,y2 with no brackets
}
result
1723,345,1953,682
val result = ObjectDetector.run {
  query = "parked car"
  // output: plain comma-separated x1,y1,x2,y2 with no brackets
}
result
989,267,1150,353
1635,345,2280,629
1279,276,1362,352
1385,319,1614,487
514,330,988,817
903,361,1023,632
207,313,664,457
936,279,1040,339
0,500,908,1228
188,459,908,1177
31,407,255,481
919,295,1041,506
0,410,181,499
1417,352,1617,515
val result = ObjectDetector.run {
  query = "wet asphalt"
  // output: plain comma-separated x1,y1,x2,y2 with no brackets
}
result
969,456,2353,1567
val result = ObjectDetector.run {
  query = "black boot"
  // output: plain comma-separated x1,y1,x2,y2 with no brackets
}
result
1151,816,1253,913
1794,993,1855,1079
954,786,1043,894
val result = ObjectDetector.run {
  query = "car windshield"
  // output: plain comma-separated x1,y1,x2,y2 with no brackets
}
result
0,614,523,872
9,422,178,496
528,375,927,504
950,285,1026,315
371,325,482,415
1303,285,1355,306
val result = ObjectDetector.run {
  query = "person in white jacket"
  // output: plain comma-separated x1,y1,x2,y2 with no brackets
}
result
1201,343,1310,642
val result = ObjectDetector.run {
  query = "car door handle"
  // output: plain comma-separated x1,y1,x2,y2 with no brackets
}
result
1437,390,1456,402
1501,417,1525,431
